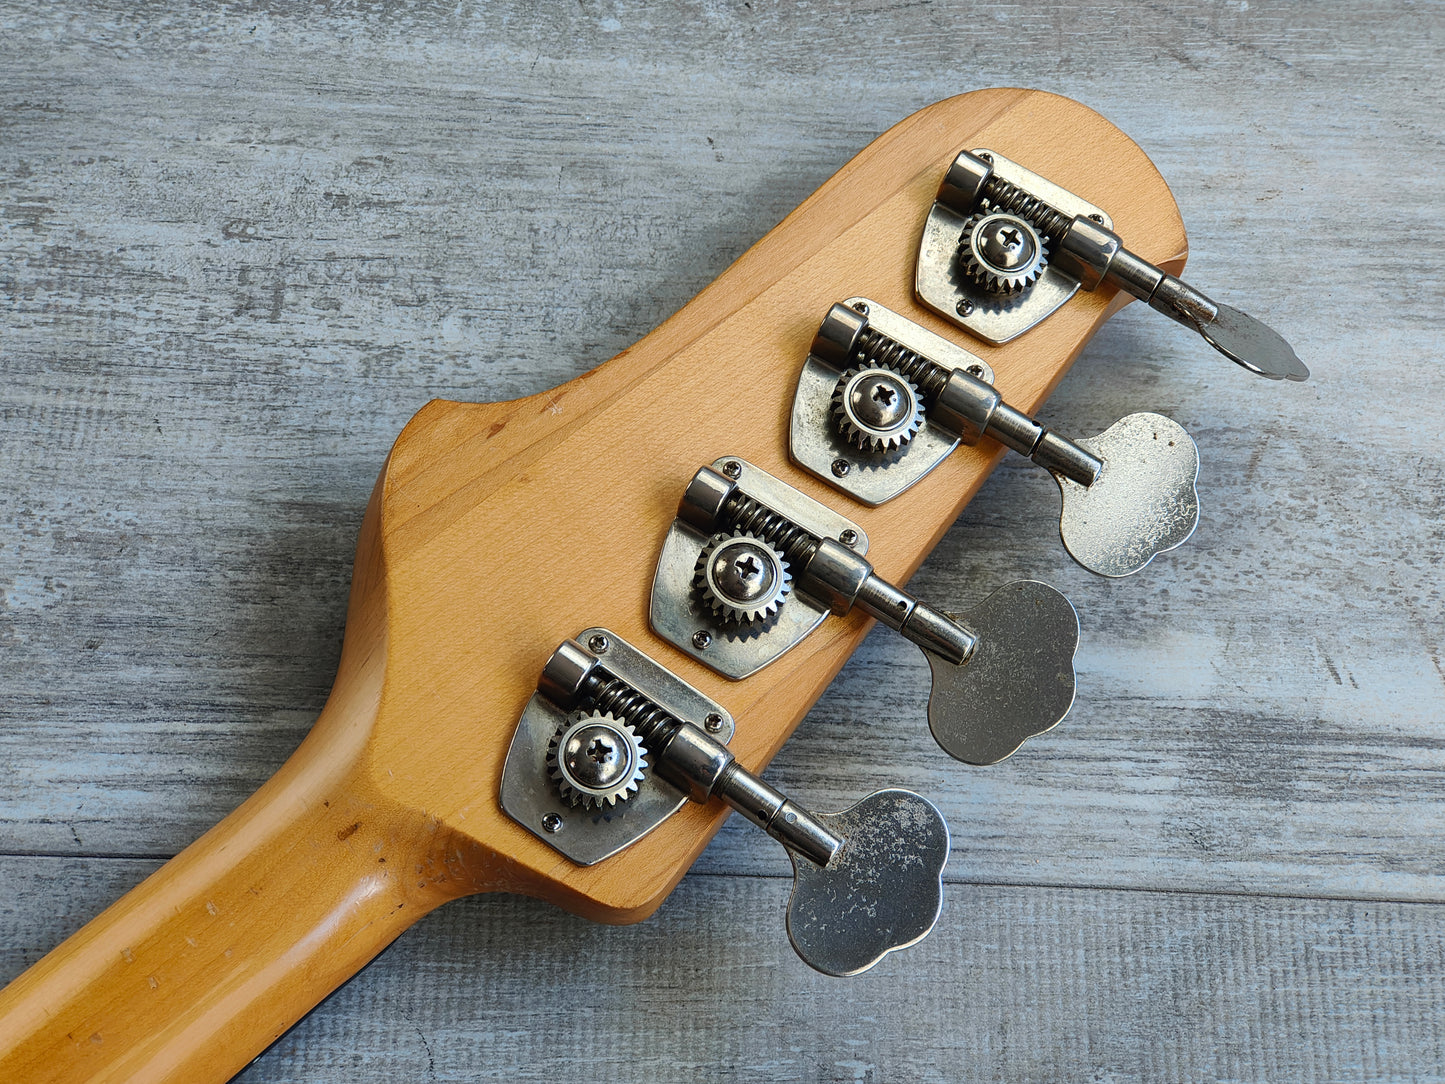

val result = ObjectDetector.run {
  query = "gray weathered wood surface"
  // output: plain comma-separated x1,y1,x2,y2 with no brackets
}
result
2,2,1442,1080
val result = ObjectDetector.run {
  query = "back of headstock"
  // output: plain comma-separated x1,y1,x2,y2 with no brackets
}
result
375,88,1189,917
1,87,1304,1083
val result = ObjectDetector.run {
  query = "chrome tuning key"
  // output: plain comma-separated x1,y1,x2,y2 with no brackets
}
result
500,631,949,976
650,458,1079,764
916,148,1308,381
792,299,1200,578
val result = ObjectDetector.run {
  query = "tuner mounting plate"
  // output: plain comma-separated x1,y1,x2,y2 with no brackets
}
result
916,149,1111,344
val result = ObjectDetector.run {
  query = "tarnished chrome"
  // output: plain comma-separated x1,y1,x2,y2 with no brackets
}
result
793,303,1201,577
787,790,949,977
653,457,983,678
1191,300,1309,382
507,632,950,977
791,298,993,506
917,149,1111,343
833,365,925,452
499,628,734,865
926,581,1079,765
917,147,1309,380
548,712,647,809
652,457,868,678
1057,412,1199,578
958,211,1049,295
661,714,948,976
694,533,793,625
653,460,1075,760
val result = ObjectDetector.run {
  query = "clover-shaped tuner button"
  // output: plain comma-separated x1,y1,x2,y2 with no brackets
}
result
786,789,949,977
1056,412,1199,578
926,580,1079,765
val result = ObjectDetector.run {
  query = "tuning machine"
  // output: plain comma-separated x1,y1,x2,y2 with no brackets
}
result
916,147,1307,381
650,458,1078,764
792,299,1200,578
500,630,949,976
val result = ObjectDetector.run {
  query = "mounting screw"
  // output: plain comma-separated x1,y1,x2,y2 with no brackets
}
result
722,460,742,479
956,298,975,317
839,528,859,548
852,301,869,315
1088,213,1105,223
831,458,851,478
978,152,993,163
704,712,725,733
587,633,609,655
692,630,713,650
541,813,563,834
966,363,985,378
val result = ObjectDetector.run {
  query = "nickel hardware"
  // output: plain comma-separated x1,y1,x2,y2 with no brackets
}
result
792,298,1201,578
916,148,1308,381
650,458,1079,765
499,630,950,976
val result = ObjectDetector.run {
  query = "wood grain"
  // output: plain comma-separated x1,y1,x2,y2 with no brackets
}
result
1,1,1442,1080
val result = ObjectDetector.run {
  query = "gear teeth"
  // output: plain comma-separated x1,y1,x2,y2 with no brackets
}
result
547,712,648,809
957,212,1050,295
831,363,926,453
693,531,793,626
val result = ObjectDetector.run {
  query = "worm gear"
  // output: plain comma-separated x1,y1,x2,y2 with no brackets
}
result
957,211,1049,295
831,364,925,453
547,711,648,809
693,531,792,625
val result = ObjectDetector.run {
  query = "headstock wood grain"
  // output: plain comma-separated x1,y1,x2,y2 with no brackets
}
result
0,88,1188,1083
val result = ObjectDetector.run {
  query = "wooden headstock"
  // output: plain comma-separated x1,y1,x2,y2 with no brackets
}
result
0,88,1186,1083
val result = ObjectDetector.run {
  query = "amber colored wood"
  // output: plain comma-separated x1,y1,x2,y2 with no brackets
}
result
0,89,1186,1083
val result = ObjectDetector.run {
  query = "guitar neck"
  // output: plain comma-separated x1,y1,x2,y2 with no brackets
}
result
0,499,457,1082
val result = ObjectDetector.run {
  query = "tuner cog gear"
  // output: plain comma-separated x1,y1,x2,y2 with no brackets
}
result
831,364,925,453
693,531,792,626
547,711,648,809
957,211,1049,295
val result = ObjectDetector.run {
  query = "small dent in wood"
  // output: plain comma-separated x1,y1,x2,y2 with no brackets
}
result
337,822,361,841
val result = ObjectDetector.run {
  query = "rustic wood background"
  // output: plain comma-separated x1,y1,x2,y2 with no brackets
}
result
2,2,1441,1080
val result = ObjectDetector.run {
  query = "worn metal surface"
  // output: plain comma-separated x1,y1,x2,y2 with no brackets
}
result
926,580,1080,765
2,1,1443,1080
786,789,949,978
790,297,993,505
501,629,735,864
916,148,1110,342
1057,411,1201,577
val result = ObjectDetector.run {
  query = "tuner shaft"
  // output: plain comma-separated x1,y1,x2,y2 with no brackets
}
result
652,722,842,869
682,465,979,667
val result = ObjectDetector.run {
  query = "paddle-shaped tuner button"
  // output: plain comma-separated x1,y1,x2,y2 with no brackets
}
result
926,580,1079,765
787,789,949,977
1055,412,1200,578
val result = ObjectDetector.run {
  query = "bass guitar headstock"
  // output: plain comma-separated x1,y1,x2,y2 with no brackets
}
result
0,87,1304,1083
373,89,1295,948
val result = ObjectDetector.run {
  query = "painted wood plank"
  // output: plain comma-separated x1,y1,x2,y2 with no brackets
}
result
2,857,1441,1083
1,1,1442,1079
1,0,1441,898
